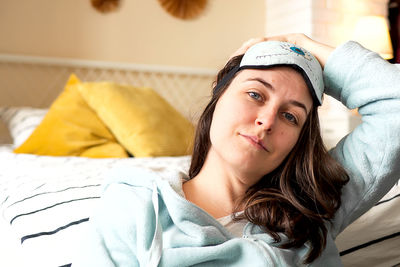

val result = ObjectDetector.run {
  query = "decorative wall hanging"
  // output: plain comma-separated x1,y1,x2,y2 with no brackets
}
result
157,0,208,20
91,0,120,13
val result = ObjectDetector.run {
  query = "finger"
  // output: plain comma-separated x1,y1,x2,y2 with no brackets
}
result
230,37,266,58
263,33,310,46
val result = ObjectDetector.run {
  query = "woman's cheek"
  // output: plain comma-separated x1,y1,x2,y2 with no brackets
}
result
282,131,301,153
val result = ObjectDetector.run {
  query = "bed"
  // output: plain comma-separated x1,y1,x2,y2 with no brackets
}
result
0,53,399,267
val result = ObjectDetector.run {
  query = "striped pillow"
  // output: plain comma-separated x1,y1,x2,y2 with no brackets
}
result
0,107,47,147
337,182,400,266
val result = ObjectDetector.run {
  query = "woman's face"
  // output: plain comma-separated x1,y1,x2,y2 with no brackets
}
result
208,66,313,185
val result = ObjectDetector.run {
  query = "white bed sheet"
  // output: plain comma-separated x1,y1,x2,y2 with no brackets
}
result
0,212,23,267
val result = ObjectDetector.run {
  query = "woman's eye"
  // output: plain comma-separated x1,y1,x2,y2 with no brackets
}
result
248,91,262,101
283,112,298,124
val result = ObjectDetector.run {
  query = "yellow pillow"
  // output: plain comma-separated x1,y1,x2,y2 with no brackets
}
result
14,74,129,158
77,82,194,157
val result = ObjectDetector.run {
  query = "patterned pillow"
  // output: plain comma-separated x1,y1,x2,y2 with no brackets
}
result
0,107,48,147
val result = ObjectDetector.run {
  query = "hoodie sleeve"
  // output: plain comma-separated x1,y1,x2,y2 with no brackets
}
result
322,41,400,236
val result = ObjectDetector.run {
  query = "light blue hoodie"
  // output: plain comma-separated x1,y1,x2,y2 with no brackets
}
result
73,41,400,266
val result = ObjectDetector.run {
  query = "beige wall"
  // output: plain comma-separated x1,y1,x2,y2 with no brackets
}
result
265,0,390,46
0,0,265,69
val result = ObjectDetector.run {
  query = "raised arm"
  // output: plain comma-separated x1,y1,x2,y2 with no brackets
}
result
323,41,400,235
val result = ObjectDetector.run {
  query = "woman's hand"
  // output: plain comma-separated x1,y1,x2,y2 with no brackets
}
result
231,33,334,68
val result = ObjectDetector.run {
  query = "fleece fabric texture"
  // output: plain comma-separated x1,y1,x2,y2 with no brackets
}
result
73,41,400,267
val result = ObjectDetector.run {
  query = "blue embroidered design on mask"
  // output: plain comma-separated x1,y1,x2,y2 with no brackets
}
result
290,46,305,56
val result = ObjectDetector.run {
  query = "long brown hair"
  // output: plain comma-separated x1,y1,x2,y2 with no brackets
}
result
189,55,349,264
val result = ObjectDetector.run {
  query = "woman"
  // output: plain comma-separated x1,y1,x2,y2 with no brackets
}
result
74,34,400,266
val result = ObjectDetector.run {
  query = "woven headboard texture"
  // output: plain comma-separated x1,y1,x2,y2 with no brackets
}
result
0,54,217,122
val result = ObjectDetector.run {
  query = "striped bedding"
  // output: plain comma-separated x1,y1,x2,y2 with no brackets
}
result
0,145,399,267
0,145,190,267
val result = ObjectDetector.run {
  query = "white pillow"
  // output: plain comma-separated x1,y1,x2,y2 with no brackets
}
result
0,107,47,147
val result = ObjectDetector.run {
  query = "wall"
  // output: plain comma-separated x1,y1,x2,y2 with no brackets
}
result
265,0,390,46
0,0,265,69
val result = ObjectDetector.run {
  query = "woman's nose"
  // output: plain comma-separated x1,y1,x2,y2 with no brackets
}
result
255,111,276,133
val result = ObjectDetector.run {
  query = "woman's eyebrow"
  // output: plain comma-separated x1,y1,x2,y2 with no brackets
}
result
246,77,274,90
289,100,308,115
245,77,308,114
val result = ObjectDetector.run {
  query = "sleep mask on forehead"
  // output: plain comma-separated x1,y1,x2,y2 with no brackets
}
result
213,41,324,105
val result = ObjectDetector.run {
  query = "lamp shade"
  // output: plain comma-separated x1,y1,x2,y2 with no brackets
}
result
353,16,393,59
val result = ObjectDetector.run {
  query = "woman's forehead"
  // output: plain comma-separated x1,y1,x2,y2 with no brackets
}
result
232,67,310,93
237,66,305,80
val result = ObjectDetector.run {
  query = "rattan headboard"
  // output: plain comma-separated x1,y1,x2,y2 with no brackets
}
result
0,54,217,122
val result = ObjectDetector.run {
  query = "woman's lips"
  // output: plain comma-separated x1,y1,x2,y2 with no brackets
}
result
239,134,268,151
